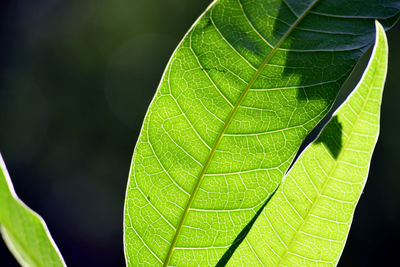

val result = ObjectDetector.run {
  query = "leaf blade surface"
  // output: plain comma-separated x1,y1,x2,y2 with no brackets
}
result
0,155,65,267
228,21,388,266
123,0,399,265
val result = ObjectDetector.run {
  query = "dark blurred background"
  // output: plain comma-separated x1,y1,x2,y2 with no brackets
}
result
0,0,399,266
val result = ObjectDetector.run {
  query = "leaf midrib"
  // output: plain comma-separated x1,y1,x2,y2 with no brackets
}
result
163,0,321,265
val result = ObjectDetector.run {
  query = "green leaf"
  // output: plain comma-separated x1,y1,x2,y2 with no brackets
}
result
227,21,388,266
123,0,399,265
0,155,65,267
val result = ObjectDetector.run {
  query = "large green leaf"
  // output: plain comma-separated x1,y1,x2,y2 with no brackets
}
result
123,0,399,265
228,21,388,266
0,154,65,267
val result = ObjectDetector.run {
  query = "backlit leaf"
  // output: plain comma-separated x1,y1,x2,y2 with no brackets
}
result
123,0,399,265
228,21,388,266
0,154,65,267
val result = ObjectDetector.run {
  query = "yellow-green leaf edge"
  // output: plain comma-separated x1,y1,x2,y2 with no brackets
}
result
0,155,66,267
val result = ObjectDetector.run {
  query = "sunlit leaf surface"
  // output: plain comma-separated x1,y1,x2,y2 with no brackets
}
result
123,0,399,265
228,21,388,266
0,155,65,267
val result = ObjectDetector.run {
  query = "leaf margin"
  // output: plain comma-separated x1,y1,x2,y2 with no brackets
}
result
0,154,66,267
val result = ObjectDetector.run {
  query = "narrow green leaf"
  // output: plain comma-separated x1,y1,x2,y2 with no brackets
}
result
0,155,65,267
228,21,388,266
123,0,399,265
